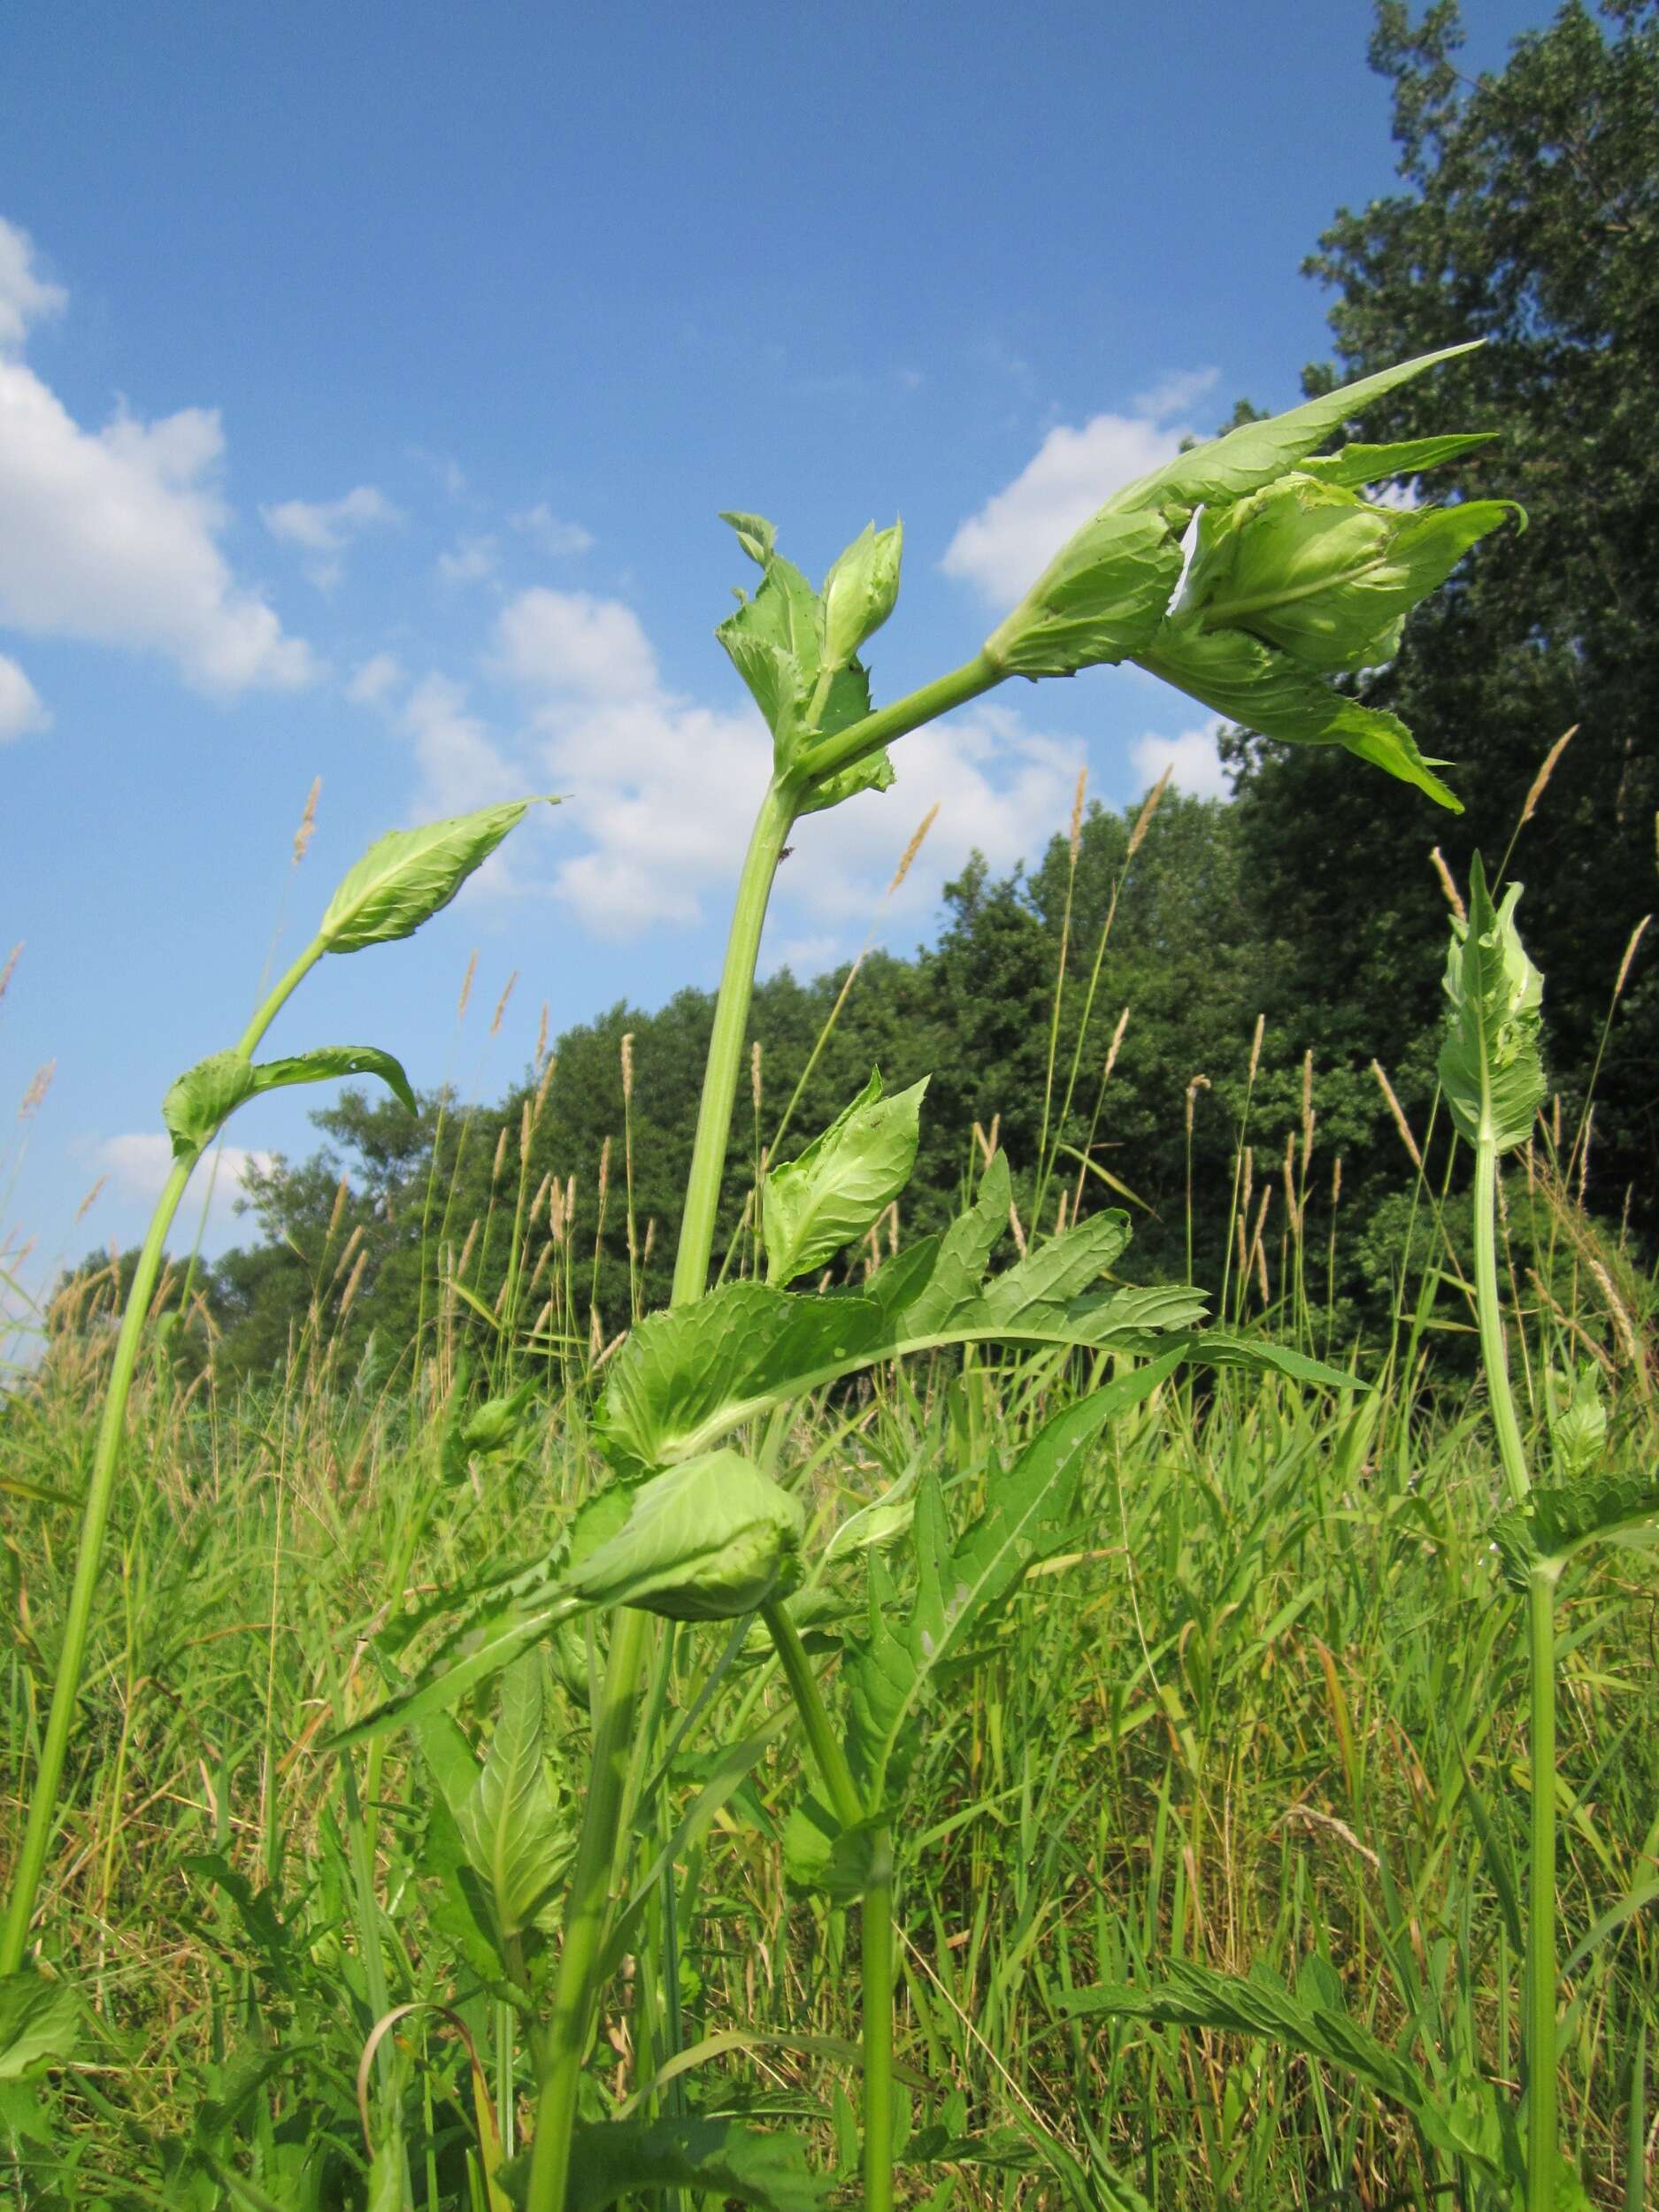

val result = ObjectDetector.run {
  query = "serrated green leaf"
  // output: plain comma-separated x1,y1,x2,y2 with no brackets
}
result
975,1204,1131,1320
1548,1362,1609,1479
1492,1474,1659,1590
162,1050,259,1158
565,1451,804,1621
1296,431,1497,488
1136,612,1462,809
987,505,1184,676
1181,472,1518,675
822,520,902,669
457,1654,572,1939
499,2114,832,2212
319,798,543,954
1439,850,1547,1151
719,510,778,568
764,1070,928,1285
0,1968,77,2081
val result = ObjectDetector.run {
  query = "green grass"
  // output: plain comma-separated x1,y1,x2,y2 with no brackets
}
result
3,1243,1654,2208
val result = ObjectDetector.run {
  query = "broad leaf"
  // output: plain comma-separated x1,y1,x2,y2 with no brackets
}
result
763,1069,928,1285
247,1045,417,1118
319,798,542,953
1137,612,1462,810
456,1654,572,1939
163,1041,416,1159
783,1793,889,1902
1296,431,1496,488
1439,851,1547,1151
500,2114,831,2211
1492,1474,1659,1591
0,1966,78,2081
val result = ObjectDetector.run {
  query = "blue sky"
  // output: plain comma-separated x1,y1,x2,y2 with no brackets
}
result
1,0,1545,1313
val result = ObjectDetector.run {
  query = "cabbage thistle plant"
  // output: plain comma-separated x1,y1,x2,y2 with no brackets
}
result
0,342,1548,2211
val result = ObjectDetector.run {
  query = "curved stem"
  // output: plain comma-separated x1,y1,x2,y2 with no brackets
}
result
0,1154,195,1972
672,782,796,1305
796,653,1002,792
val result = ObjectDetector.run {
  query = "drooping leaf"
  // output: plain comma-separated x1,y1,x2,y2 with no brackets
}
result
564,1451,804,1621
318,798,543,954
1180,471,1518,674
842,1352,1187,1807
1296,431,1497,489
1438,851,1548,1152
1062,1958,1508,2182
162,1041,418,1159
763,1070,928,1285
719,510,779,568
1136,613,1462,810
1491,1474,1659,1591
457,1654,572,1939
821,520,902,669
246,1045,417,1118
499,2114,832,2211
0,1966,78,2081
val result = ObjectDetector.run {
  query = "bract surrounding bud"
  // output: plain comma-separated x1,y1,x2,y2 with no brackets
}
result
567,1451,804,1621
822,521,902,672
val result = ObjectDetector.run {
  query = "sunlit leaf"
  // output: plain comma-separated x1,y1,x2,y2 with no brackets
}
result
1491,1474,1659,1590
1438,851,1547,1150
0,1966,78,2081
1296,430,1496,488
319,798,545,954
821,520,902,670
457,1654,572,1939
763,1069,928,1285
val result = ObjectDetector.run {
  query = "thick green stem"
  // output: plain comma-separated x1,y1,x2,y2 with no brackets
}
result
672,781,797,1305
0,1157,195,1973
1525,1571,1559,2212
1,933,329,1977
763,1601,893,2212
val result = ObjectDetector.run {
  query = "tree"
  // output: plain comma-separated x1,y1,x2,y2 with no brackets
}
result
1223,0,1659,1233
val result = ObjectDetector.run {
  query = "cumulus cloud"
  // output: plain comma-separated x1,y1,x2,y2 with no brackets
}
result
0,217,316,695
99,1132,274,1231
488,585,1088,944
399,672,521,817
436,533,499,586
941,369,1214,608
346,649,403,707
263,484,400,588
0,651,49,740
511,503,594,557
1131,721,1232,801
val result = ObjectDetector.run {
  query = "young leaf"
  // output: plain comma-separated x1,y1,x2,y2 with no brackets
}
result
986,505,1184,677
1438,851,1547,1151
565,1450,804,1620
318,798,544,954
719,510,778,568
0,1966,78,2081
1296,431,1496,489
1136,612,1463,810
248,1045,417,1117
762,1070,928,1285
821,520,902,670
457,1654,572,1939
1491,1474,1659,1591
1548,1363,1609,1479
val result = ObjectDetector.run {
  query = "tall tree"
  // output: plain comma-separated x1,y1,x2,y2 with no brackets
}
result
1224,0,1659,1228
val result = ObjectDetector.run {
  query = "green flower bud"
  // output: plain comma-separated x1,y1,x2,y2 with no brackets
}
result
822,520,902,672
1179,471,1519,675
567,1451,804,1622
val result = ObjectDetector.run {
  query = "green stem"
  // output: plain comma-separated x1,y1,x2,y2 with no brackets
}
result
1473,1138,1531,1510
796,652,1003,791
762,1601,893,2212
1525,1570,1559,2212
0,1155,195,1973
672,781,797,1305
1,933,328,1976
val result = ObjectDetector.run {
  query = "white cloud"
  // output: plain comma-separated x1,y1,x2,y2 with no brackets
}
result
262,483,399,588
494,586,658,700
940,382,1211,607
1129,366,1219,420
0,221,315,695
0,218,66,351
0,651,49,740
399,672,521,817
437,533,499,585
511,503,594,557
99,1132,274,1229
346,649,403,707
1131,721,1232,801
